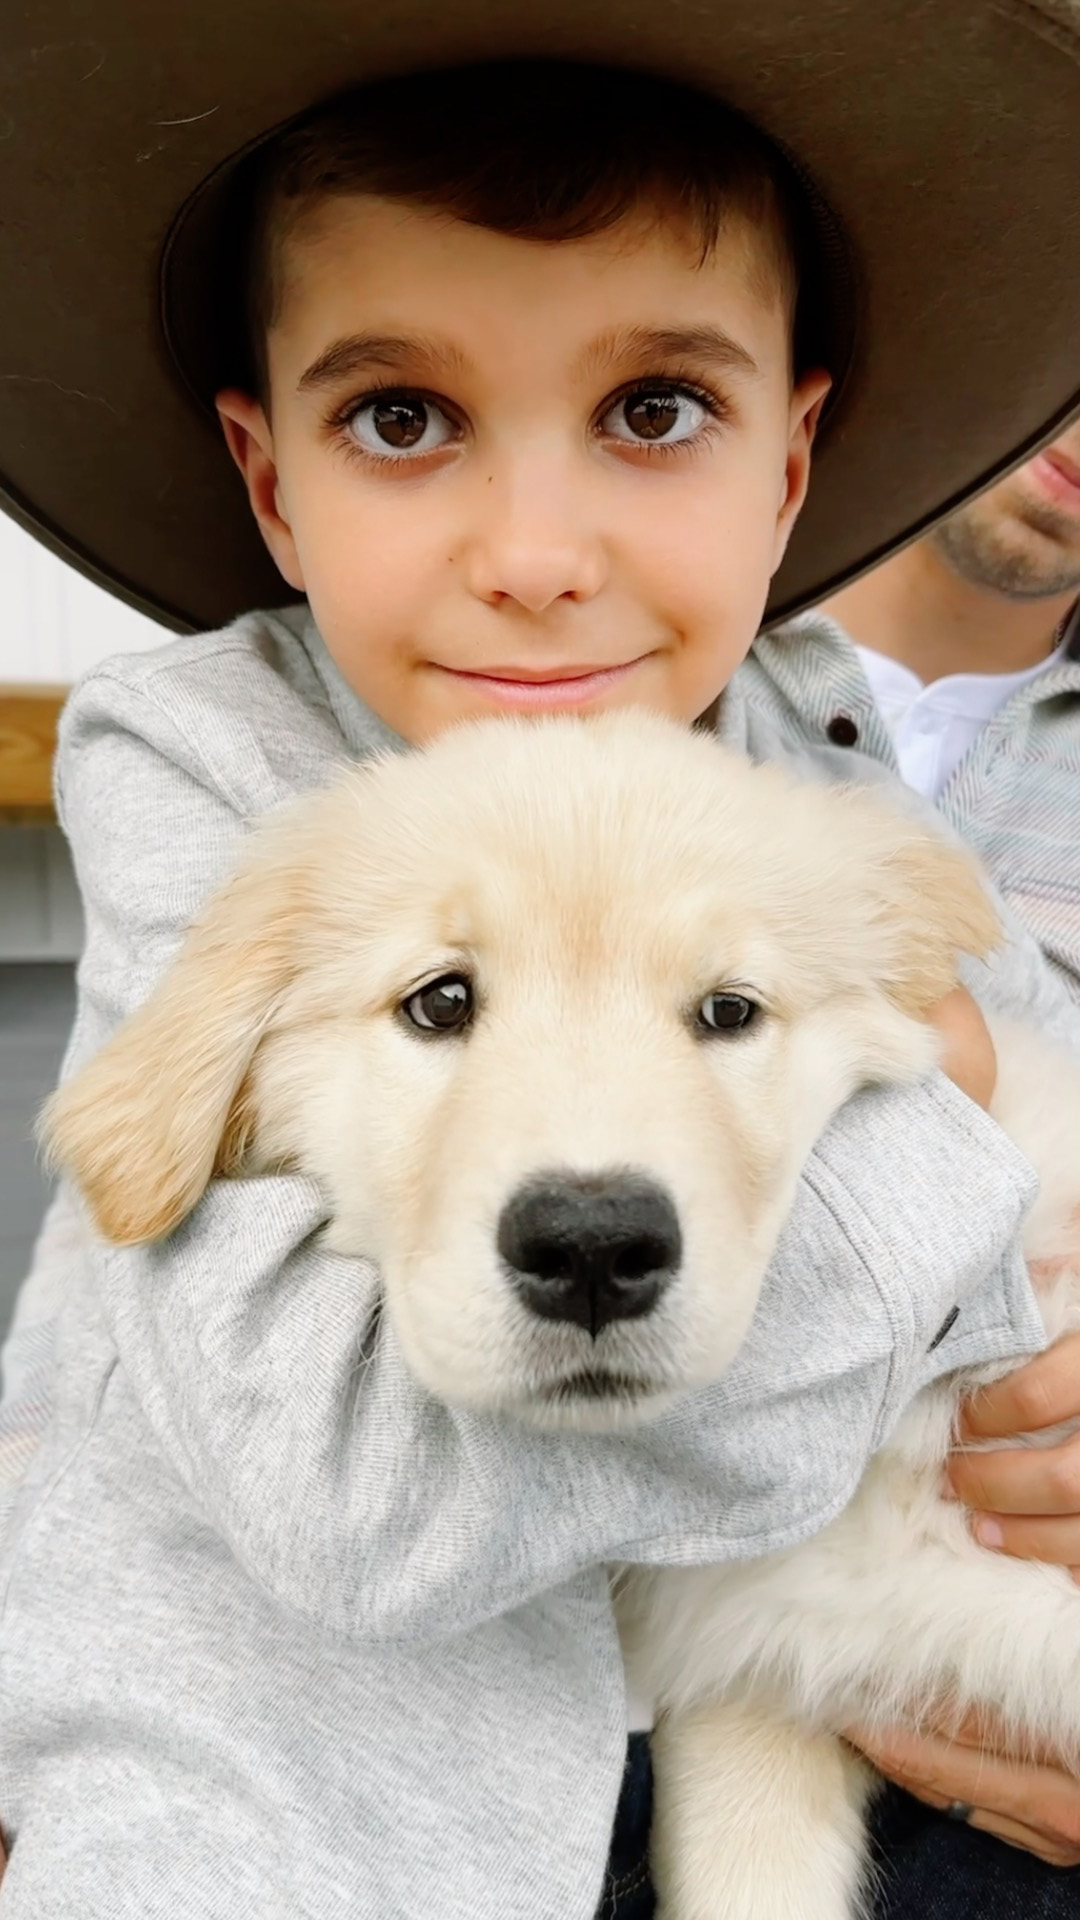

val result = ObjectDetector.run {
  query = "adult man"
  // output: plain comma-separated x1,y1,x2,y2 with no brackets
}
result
825,421,1080,766
814,422,1080,1899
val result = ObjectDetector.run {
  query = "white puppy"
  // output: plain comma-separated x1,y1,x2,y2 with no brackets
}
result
44,710,1080,1920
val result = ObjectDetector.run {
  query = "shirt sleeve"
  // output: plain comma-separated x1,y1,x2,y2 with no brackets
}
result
51,665,1043,1646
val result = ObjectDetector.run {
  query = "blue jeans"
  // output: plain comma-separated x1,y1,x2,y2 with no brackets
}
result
870,1782,1080,1918
597,1738,1080,1919
595,1736,655,1919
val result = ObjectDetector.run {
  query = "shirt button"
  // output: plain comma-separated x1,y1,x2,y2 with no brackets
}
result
826,714,859,747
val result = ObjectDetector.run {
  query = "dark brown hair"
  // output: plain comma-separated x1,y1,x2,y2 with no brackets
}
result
234,61,827,400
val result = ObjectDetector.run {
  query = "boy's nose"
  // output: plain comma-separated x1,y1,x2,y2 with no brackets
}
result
469,546,607,613
462,468,608,611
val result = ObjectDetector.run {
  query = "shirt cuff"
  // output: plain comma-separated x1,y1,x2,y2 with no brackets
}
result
803,1071,1045,1433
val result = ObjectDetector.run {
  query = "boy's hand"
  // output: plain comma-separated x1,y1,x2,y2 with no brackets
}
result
946,1331,1080,1573
848,1709,1080,1866
927,987,997,1110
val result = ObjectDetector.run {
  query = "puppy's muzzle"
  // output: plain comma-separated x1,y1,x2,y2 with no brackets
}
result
498,1172,681,1337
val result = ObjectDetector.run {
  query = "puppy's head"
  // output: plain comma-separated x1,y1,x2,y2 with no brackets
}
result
42,712,997,1430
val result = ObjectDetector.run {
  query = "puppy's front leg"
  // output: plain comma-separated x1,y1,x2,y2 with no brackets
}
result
650,1698,874,1920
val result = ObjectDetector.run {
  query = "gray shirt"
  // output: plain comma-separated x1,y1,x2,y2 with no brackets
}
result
0,606,1073,1918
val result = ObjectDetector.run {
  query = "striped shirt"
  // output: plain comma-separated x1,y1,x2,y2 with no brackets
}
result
856,628,1073,804
744,608,1080,1001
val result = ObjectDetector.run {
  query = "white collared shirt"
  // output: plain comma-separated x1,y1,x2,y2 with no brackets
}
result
856,619,1074,801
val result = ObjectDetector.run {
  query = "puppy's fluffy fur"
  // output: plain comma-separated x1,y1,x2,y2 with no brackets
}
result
43,711,1080,1919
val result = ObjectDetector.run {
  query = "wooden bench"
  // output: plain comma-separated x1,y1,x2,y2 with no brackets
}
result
0,685,66,824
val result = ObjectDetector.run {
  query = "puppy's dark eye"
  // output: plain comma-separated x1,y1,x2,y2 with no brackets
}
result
696,991,760,1036
401,973,474,1034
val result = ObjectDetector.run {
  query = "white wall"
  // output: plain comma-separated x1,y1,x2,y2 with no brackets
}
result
1,517,171,958
0,513,169,684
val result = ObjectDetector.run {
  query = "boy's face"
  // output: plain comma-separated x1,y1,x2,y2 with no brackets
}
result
219,197,828,741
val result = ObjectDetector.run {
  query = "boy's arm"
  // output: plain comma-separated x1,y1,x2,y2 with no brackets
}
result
52,670,1043,1646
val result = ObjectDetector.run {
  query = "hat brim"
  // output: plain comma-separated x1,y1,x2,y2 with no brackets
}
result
3,0,1080,635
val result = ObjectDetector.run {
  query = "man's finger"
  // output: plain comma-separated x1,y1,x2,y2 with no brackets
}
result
848,1723,1080,1855
947,1434,1080,1518
909,1705,1065,1771
966,1811,1080,1869
962,1333,1080,1440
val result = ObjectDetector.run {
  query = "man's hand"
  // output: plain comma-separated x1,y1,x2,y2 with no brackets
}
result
927,987,997,1110
848,1709,1080,1866
947,1331,1080,1573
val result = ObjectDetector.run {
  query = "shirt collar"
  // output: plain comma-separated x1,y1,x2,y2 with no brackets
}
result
761,601,1080,718
855,626,1073,725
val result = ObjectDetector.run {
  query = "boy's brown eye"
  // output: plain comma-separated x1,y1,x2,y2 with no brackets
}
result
604,387,709,447
345,392,456,459
371,399,429,447
625,393,681,440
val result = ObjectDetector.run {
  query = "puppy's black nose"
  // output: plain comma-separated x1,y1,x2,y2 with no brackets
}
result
498,1173,681,1337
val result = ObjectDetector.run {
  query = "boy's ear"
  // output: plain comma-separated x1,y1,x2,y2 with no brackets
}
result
39,836,307,1246
216,388,306,592
772,367,832,571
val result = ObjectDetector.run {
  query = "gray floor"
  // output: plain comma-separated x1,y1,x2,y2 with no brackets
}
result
0,964,76,1340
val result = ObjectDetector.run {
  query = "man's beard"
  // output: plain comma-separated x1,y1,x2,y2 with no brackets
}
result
933,490,1080,602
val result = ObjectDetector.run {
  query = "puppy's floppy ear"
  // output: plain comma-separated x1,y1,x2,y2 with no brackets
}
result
860,814,1001,1013
40,826,310,1247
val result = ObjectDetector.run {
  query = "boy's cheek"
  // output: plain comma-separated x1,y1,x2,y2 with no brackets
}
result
670,515,779,625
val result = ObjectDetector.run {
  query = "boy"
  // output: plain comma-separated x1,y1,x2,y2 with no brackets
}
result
2,21,1080,1920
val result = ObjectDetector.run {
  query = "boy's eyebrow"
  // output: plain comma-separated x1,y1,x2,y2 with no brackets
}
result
580,325,761,381
298,332,470,391
297,324,760,394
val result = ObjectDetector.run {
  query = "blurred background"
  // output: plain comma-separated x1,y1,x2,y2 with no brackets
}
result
0,517,167,1338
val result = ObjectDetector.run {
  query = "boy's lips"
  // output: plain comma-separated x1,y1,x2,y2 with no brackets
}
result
435,656,651,709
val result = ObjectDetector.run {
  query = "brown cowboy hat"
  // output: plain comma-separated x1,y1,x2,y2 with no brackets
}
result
2,0,1080,635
